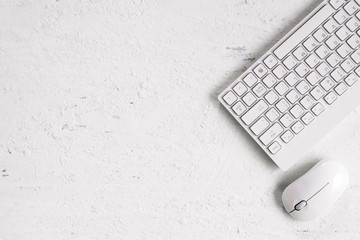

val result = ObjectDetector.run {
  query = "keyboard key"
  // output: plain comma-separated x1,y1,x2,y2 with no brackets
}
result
290,104,304,119
263,74,277,88
283,55,297,70
302,112,315,125
320,77,335,91
291,121,304,134
223,91,237,105
344,1,358,14
276,99,290,113
264,90,279,105
253,83,267,97
330,68,346,81
324,18,339,33
232,101,247,115
310,86,325,100
293,46,307,61
266,108,280,122
243,92,257,106
315,45,331,59
241,100,269,125
347,35,360,49
296,81,310,94
341,59,355,73
281,131,294,143
295,63,310,77
273,65,287,79
336,26,351,40
280,113,294,128
316,62,331,76
324,91,338,104
259,123,283,145
251,117,270,135
303,37,318,51
334,82,348,95
300,95,315,109
337,43,352,58
233,82,247,96
344,74,358,86
334,9,349,24
285,72,299,86
356,66,360,76
286,90,300,104
273,4,334,59
346,17,360,31
312,103,325,116
313,28,327,42
306,72,321,85
325,35,341,49
243,73,258,87
275,82,289,95
351,50,360,63
268,141,282,154
326,52,342,67
329,0,346,9
263,55,278,69
254,64,268,78
305,54,320,68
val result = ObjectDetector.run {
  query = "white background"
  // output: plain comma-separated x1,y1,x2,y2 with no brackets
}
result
1,0,360,239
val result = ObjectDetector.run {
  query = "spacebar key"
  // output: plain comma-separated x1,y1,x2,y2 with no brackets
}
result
241,100,268,125
273,4,334,60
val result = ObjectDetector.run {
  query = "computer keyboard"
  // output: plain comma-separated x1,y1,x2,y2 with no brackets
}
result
218,0,360,170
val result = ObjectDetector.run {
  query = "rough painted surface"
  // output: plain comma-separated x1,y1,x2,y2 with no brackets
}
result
1,0,360,239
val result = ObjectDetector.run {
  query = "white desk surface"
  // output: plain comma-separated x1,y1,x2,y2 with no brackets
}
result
1,0,360,239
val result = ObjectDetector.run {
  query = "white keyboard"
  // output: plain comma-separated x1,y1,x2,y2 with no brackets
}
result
218,0,360,170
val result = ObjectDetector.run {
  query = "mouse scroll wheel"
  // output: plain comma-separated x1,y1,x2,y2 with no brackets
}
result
294,200,307,211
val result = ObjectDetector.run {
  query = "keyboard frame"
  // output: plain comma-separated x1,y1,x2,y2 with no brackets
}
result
218,0,360,170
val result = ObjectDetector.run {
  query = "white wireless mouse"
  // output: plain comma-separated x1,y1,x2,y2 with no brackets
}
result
282,160,349,221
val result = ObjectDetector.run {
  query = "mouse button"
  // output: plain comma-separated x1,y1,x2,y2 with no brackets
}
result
332,171,349,191
294,200,307,211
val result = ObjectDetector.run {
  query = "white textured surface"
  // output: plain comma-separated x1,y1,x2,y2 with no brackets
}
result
1,0,360,239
